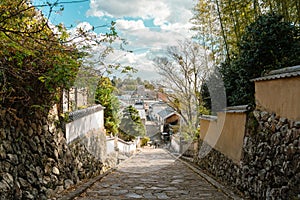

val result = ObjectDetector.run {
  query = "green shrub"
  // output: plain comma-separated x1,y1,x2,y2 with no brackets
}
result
140,137,150,147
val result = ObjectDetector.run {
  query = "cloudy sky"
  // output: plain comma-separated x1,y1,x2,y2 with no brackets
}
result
35,0,196,80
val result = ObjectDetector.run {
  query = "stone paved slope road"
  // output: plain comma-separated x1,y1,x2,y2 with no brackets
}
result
73,148,239,200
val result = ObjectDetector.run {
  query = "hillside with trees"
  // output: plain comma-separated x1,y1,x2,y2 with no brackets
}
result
112,76,156,95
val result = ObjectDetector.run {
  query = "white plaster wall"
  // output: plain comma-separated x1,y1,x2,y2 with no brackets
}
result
117,139,136,153
106,139,115,154
66,109,104,143
106,137,137,155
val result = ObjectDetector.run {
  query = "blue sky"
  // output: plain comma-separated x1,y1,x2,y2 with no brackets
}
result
33,0,195,80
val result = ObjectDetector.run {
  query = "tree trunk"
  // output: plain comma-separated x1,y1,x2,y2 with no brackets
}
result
215,0,231,62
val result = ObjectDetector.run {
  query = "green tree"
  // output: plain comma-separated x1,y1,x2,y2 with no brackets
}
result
191,0,226,65
192,0,300,64
192,0,256,63
144,81,155,90
200,83,211,111
0,0,81,114
136,77,142,85
220,13,300,106
95,77,120,135
119,105,145,141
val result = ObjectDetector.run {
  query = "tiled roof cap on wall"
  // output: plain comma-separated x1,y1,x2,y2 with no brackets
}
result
69,104,104,121
252,65,300,82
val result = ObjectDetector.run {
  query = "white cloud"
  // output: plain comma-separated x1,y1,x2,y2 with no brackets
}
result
76,21,94,31
116,24,189,51
87,0,166,20
86,0,195,48
85,0,196,80
87,0,194,26
116,19,146,30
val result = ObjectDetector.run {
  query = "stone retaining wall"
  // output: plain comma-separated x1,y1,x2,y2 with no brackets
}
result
0,110,109,199
194,110,300,199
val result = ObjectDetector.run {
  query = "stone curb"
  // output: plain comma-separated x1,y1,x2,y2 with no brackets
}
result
164,149,243,200
56,148,143,200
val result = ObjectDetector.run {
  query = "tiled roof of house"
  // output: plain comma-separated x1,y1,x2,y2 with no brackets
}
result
157,107,177,119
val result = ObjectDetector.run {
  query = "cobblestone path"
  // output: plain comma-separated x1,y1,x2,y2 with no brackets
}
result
68,148,239,200
72,148,238,200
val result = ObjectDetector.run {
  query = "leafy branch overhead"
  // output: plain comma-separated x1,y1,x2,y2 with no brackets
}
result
0,0,82,113
0,0,135,115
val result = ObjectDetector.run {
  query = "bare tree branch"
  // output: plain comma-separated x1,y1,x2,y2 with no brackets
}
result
154,40,212,136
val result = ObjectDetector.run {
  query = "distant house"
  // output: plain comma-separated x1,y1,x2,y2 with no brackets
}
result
157,106,180,133
117,94,134,105
132,85,157,101
118,100,130,109
134,101,144,110
134,101,147,124
149,102,168,121
157,92,168,102
138,109,146,124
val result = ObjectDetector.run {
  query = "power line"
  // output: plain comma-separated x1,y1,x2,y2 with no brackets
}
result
33,0,88,8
